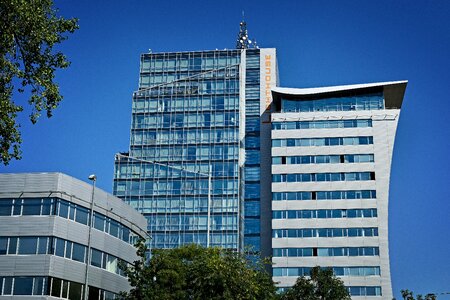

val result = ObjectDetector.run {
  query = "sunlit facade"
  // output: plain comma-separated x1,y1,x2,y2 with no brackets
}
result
113,49,278,253
111,44,406,299
270,81,407,299
0,173,147,298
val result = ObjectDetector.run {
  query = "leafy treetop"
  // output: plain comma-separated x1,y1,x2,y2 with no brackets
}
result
0,0,78,165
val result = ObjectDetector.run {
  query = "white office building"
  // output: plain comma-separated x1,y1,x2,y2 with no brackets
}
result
270,81,407,299
0,173,147,299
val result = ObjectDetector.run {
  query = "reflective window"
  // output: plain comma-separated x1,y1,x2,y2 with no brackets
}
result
3,277,13,295
18,237,37,255
90,248,125,277
273,190,376,201
272,227,378,238
245,184,260,199
8,237,17,254
281,92,384,113
13,277,33,295
272,209,377,219
273,247,380,257
0,199,13,216
0,238,7,254
54,238,65,257
0,197,138,244
272,154,374,165
245,201,260,217
91,249,103,268
75,206,89,225
58,201,69,218
94,213,105,231
272,172,375,183
244,219,260,234
273,267,380,277
272,119,372,130
272,136,373,147
348,286,382,296
72,243,86,263
22,199,42,215
69,281,83,299
37,237,49,254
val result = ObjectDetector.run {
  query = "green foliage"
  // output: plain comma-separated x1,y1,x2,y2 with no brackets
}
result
393,289,437,300
0,0,78,164
280,266,351,300
120,239,277,300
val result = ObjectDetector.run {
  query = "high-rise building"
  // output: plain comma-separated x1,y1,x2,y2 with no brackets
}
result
113,46,278,254
270,81,407,299
112,24,407,299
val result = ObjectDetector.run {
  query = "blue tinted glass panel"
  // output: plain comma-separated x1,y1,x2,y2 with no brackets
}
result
245,202,260,217
244,236,260,252
244,219,260,234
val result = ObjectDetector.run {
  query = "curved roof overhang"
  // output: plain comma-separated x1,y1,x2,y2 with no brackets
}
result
271,80,408,111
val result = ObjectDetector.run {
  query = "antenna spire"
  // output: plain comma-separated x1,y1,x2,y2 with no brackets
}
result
236,14,258,49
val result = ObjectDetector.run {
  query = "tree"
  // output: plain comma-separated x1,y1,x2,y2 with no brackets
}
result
0,0,78,165
121,240,277,300
392,289,437,300
280,267,351,300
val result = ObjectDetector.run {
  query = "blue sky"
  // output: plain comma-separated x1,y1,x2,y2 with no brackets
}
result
3,0,449,297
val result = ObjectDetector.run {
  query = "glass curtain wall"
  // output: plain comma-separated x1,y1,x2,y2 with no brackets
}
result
114,50,242,250
243,49,261,253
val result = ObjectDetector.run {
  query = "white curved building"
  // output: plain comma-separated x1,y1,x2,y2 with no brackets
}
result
270,81,407,299
0,173,147,299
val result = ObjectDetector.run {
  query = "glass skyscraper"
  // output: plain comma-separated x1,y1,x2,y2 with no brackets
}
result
113,48,278,252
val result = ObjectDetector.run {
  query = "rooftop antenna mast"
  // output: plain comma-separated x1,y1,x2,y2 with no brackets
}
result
236,11,258,49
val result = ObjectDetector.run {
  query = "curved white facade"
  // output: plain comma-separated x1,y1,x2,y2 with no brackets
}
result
0,173,147,299
270,81,407,299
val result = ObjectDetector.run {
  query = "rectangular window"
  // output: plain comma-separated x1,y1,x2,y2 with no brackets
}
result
0,199,13,216
91,249,103,268
8,237,17,254
13,199,21,215
109,219,119,238
106,255,118,273
41,198,53,215
33,277,45,295
244,219,260,234
54,238,65,257
37,237,48,254
72,243,86,263
3,277,13,295
75,206,89,225
51,277,62,297
69,281,83,300
65,241,73,259
13,277,33,295
58,201,69,218
18,237,37,255
61,280,69,298
94,213,106,231
0,237,7,254
122,227,130,243
22,199,42,215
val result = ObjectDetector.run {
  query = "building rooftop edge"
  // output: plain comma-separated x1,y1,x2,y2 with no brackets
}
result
272,80,408,95
0,172,148,236
271,80,408,109
140,48,276,56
